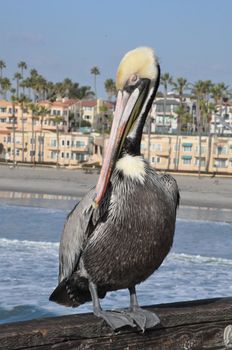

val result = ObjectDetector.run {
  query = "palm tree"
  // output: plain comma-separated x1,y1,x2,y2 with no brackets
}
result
211,82,230,126
0,77,11,100
62,78,73,98
160,73,173,122
13,72,22,98
160,73,173,170
18,62,27,95
18,61,27,78
28,103,40,164
91,66,100,97
104,79,116,101
10,90,17,166
29,69,39,101
191,80,205,177
38,105,50,163
0,60,6,78
191,80,213,176
18,95,30,162
172,77,188,170
54,116,63,167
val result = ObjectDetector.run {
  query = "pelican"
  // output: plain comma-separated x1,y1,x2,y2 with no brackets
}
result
50,47,179,331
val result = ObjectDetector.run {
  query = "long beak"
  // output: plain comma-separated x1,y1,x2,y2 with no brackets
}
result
94,80,150,206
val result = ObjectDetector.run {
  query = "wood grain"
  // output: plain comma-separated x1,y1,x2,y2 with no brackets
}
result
0,297,232,349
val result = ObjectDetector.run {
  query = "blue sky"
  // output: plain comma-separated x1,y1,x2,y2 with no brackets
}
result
0,0,231,98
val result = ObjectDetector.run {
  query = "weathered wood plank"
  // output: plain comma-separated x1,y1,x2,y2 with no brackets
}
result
0,297,232,350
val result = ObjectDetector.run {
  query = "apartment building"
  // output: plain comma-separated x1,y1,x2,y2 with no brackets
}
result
210,102,232,135
1,130,94,166
97,134,232,174
80,99,114,130
140,134,232,174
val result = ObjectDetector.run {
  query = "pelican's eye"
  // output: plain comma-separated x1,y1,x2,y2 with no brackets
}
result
124,74,140,93
128,74,139,85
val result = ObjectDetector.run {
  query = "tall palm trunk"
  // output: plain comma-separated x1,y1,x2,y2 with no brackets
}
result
163,88,167,132
56,123,60,167
12,104,16,166
206,134,212,173
167,136,171,171
39,117,43,163
31,113,35,165
21,109,25,162
196,99,202,178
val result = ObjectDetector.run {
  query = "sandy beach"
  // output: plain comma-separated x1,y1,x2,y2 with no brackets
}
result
0,165,232,211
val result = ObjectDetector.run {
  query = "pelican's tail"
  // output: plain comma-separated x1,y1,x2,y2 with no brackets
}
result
49,274,106,307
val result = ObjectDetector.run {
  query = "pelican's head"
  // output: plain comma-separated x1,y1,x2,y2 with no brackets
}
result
95,47,160,205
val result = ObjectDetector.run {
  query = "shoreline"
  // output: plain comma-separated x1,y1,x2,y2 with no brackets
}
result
0,165,232,211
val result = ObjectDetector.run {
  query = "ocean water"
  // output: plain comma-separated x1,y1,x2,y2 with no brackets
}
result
0,197,232,324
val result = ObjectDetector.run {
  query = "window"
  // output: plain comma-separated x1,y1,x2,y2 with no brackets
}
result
67,140,70,146
229,159,232,168
195,158,205,166
183,158,191,165
66,153,69,158
61,140,65,146
217,146,227,155
16,149,20,156
51,151,57,159
182,155,192,165
215,159,227,168
183,146,192,152
51,139,57,147
61,152,64,158
76,141,85,147
151,156,160,164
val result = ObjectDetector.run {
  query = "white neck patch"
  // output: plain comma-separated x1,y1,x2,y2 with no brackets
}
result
116,154,145,183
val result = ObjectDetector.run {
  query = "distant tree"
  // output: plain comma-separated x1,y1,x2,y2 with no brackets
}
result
91,66,100,97
160,73,173,130
18,61,27,78
172,77,189,170
0,77,11,99
38,105,50,162
17,94,30,162
28,102,40,164
10,90,17,165
104,79,116,101
0,60,6,78
13,72,22,98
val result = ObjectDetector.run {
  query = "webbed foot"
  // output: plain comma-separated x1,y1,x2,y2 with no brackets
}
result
94,309,135,330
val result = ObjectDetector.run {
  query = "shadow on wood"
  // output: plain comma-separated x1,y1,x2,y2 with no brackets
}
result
0,297,232,350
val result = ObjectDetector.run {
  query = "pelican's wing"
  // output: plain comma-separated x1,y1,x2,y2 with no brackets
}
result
159,173,180,209
58,187,96,283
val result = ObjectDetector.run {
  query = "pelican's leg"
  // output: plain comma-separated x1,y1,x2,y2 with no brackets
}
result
89,281,135,330
126,286,160,332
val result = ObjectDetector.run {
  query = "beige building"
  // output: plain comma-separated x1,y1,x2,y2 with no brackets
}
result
96,134,232,174
1,99,232,173
4,130,94,166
